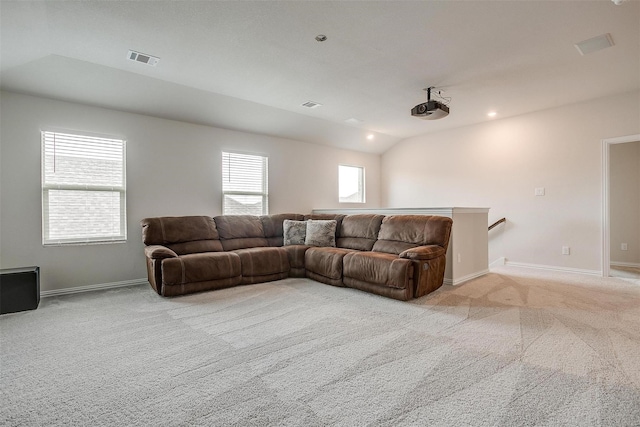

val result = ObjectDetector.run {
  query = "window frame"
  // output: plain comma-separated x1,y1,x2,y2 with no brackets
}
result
221,150,269,215
41,130,127,246
338,164,366,203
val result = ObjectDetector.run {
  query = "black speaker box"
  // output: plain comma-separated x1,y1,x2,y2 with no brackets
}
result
0,266,40,315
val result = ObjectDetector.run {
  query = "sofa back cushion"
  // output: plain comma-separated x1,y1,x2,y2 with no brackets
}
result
261,213,305,246
372,215,453,255
337,214,384,251
215,215,268,251
140,216,223,255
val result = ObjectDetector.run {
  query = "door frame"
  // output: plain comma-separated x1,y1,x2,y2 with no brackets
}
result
602,133,640,277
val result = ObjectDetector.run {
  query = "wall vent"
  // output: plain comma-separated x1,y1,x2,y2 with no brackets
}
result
127,50,160,66
301,101,322,109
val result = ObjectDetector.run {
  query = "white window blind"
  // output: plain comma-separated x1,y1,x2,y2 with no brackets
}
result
222,151,268,215
42,131,126,245
339,164,365,203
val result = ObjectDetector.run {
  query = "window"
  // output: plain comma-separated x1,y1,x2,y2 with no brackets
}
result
42,131,126,245
339,164,365,203
222,151,268,215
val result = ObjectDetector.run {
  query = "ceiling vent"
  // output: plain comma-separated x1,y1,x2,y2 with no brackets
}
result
301,101,323,109
127,50,160,66
574,34,614,56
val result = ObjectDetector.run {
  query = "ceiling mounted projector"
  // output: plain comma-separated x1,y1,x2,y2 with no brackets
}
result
411,87,450,120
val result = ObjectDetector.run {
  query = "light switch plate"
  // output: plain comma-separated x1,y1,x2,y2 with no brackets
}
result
535,187,545,196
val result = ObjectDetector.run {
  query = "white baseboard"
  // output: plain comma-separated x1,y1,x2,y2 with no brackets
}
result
443,269,491,286
611,261,640,269
41,278,148,298
503,261,601,276
489,257,506,268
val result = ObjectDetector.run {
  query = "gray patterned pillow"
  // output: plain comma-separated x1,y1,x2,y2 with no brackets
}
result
305,220,337,247
283,220,307,245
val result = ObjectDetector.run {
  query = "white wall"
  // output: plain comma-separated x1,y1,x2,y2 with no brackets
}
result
610,140,640,266
0,91,381,292
382,90,640,273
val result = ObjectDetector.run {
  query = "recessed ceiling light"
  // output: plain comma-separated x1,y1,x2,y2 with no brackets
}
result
366,134,374,140
345,118,364,125
487,111,497,117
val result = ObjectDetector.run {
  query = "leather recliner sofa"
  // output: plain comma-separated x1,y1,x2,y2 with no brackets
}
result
141,213,452,301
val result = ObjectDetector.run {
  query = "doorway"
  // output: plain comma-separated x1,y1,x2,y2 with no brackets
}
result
602,134,640,281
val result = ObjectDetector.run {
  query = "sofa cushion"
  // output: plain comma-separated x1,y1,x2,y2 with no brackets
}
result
343,251,413,290
141,216,219,245
305,220,337,247
141,216,223,255
233,247,290,277
261,213,305,246
166,240,224,255
336,214,384,251
305,247,354,286
282,244,310,277
283,220,307,245
215,215,269,250
372,215,453,255
161,252,241,286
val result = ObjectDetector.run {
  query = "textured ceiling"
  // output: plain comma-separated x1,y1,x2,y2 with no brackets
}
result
1,1,639,153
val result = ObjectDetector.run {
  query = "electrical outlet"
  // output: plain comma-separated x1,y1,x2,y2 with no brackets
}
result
621,243,628,251
562,246,570,255
457,253,461,263
535,187,545,196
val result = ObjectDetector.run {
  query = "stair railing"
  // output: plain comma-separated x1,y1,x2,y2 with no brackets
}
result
488,217,506,231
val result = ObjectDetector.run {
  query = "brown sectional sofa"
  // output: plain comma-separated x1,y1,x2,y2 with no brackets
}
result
141,213,452,301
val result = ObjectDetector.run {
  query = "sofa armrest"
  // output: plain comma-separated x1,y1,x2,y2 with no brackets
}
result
399,245,445,261
144,245,178,260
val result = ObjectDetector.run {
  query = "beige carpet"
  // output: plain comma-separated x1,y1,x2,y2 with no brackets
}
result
610,265,640,282
1,266,639,426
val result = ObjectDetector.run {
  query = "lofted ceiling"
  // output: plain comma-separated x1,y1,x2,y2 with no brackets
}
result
1,1,639,154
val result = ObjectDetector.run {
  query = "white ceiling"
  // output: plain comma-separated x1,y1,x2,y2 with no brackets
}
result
1,1,639,154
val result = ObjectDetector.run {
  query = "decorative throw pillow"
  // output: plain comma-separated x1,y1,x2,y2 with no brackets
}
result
305,220,337,247
283,220,307,245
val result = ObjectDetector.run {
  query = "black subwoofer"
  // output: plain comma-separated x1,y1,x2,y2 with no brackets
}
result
0,266,40,315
